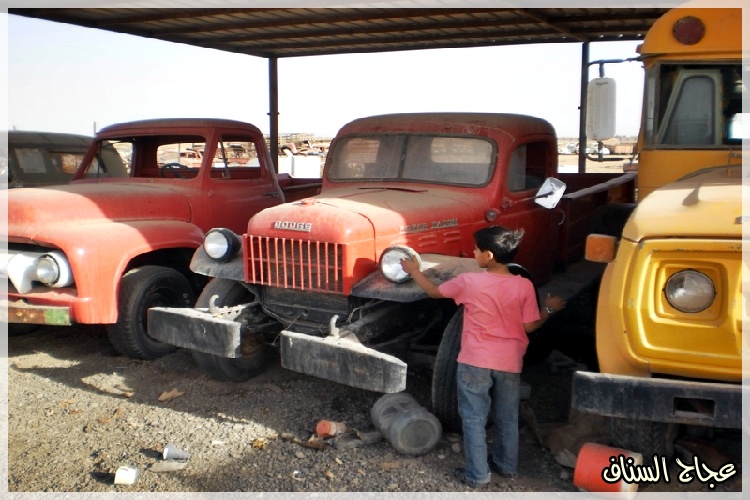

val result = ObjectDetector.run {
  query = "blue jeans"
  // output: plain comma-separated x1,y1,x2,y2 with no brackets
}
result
456,362,520,483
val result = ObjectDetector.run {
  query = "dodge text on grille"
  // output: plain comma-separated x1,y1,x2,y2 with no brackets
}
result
273,221,312,232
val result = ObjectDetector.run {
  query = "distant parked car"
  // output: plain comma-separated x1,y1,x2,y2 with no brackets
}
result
2,130,92,188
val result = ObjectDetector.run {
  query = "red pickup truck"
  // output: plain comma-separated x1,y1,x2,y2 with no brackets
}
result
1,118,321,359
148,113,635,430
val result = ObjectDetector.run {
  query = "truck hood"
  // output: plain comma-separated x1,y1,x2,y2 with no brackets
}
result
5,182,192,241
623,165,745,242
248,185,482,244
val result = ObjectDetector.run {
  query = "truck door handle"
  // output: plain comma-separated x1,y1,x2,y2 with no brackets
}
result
556,209,566,226
263,191,280,197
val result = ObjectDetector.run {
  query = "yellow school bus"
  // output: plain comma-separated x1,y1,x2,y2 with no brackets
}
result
573,7,745,456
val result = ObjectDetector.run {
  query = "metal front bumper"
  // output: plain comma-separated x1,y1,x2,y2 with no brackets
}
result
571,371,742,428
1,299,71,326
147,306,407,393
279,331,407,393
147,306,244,358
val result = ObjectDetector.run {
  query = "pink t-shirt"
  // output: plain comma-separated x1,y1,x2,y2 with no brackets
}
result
438,271,540,373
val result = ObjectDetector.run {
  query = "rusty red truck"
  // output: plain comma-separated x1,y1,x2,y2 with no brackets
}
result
148,112,635,429
1,118,321,359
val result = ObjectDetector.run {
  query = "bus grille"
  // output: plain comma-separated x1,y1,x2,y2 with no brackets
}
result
246,236,344,293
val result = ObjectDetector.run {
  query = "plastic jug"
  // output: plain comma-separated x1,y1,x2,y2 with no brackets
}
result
370,392,442,456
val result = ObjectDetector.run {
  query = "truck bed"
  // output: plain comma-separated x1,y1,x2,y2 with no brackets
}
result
276,173,322,202
556,172,636,266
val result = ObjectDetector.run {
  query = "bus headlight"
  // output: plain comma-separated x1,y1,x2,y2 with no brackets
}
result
204,228,241,262
35,251,74,288
664,270,715,313
380,246,421,284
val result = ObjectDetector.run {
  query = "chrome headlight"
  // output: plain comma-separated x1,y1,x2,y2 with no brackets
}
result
35,251,73,288
380,246,421,284
204,228,241,262
664,270,716,313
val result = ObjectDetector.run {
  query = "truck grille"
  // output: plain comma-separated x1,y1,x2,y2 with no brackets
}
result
245,236,344,293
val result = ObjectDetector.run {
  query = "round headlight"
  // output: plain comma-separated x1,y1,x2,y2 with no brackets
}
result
204,228,240,262
664,270,715,313
35,251,73,288
36,256,59,284
380,246,421,284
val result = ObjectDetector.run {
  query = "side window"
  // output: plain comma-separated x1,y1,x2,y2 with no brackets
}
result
51,152,85,174
211,137,262,180
728,113,749,140
13,148,48,174
658,75,717,145
507,142,547,193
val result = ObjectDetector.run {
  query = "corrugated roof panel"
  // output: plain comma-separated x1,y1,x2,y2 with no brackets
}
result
9,8,668,59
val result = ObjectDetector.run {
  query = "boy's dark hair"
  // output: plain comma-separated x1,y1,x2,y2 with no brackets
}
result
473,226,524,264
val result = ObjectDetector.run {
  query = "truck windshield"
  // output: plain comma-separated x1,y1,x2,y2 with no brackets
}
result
646,63,747,147
327,134,494,186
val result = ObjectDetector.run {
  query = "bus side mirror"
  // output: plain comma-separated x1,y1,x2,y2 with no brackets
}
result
587,77,617,141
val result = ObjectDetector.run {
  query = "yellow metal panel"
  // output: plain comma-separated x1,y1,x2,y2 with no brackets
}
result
621,239,742,381
639,8,742,59
623,166,744,242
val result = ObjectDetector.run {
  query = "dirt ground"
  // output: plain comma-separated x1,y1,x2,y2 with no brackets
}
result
557,151,631,173
5,314,743,494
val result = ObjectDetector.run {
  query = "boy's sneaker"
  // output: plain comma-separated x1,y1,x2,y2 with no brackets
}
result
489,461,519,479
453,468,490,488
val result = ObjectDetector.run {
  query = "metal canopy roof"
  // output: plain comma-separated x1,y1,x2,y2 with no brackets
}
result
10,8,668,59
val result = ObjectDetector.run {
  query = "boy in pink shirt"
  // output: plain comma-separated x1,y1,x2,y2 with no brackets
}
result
401,225,565,488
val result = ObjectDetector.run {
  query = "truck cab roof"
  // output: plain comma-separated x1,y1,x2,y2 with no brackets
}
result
337,112,555,137
96,118,264,137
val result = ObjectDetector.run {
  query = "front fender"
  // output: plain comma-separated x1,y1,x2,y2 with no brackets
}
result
351,254,479,302
17,220,205,324
189,245,245,282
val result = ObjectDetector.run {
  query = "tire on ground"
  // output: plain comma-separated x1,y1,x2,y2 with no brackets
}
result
431,306,463,433
610,417,678,457
107,265,195,360
190,278,271,382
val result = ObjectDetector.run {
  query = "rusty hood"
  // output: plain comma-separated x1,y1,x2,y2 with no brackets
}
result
5,182,192,242
248,185,483,246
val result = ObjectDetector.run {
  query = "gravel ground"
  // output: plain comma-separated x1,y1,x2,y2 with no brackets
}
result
4,316,744,495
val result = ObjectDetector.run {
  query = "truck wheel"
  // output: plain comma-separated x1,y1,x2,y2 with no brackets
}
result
191,278,270,382
610,417,678,457
431,306,463,433
107,266,195,360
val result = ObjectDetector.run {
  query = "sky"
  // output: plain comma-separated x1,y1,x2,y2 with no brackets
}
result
4,12,652,141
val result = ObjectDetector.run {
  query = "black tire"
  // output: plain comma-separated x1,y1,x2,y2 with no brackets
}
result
610,417,678,457
431,306,463,433
190,278,270,382
508,263,539,308
107,266,195,360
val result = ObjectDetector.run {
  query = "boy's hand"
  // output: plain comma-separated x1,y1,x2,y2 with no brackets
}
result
544,294,566,312
399,255,443,298
399,256,419,275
